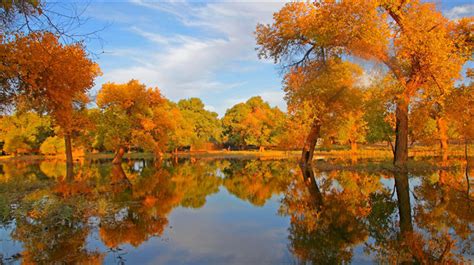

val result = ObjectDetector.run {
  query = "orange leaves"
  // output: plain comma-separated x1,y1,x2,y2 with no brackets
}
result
96,79,176,154
2,32,101,134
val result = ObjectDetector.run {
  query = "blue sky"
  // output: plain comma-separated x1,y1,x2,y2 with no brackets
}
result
54,0,474,116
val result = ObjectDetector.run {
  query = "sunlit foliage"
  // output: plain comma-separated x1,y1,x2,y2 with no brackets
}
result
222,96,285,150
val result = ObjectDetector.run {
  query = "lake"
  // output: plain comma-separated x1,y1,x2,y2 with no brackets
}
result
0,158,472,264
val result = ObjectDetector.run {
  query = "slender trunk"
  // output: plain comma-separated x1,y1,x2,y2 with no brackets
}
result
301,119,321,166
65,134,73,166
350,140,357,153
112,146,125,164
259,146,265,152
465,138,470,196
436,117,448,160
66,163,74,181
394,96,409,169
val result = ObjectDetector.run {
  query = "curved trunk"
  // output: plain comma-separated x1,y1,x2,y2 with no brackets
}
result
436,117,448,160
301,119,321,166
394,96,409,169
112,146,126,164
65,134,73,166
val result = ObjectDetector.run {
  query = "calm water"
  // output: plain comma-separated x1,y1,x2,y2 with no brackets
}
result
0,158,472,264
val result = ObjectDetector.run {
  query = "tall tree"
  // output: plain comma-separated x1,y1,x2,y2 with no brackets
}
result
256,0,472,168
1,32,100,165
283,59,363,165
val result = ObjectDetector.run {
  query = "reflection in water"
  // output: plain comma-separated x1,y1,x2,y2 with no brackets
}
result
281,164,473,264
0,158,472,264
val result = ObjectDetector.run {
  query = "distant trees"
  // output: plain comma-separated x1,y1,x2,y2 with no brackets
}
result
0,112,51,155
222,96,285,151
445,72,474,154
177,98,221,150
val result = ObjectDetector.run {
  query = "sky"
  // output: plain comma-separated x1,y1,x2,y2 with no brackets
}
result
50,0,474,116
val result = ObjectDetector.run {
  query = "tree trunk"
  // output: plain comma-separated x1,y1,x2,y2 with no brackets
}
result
301,119,321,166
436,117,448,160
66,163,74,181
112,146,125,164
394,170,416,264
259,146,265,152
111,164,131,193
350,140,357,153
300,163,323,210
65,134,73,166
394,96,409,169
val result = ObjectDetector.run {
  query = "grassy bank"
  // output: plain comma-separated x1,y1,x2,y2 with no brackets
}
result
1,144,472,163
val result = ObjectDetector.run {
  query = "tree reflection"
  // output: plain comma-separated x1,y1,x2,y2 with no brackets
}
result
0,159,472,263
98,159,222,248
11,186,102,263
223,160,293,206
281,165,377,264
283,164,474,264
366,170,473,264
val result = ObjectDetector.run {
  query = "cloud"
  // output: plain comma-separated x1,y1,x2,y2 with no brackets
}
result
96,0,286,106
444,4,474,19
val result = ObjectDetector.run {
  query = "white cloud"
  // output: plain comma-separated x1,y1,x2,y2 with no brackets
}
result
444,4,474,19
97,1,286,105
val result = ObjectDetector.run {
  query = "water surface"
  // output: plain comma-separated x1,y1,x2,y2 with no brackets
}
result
0,158,472,264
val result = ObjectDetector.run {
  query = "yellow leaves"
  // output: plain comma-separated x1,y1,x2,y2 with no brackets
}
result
3,32,101,135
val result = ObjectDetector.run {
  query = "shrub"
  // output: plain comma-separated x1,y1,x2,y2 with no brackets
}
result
40,136,65,155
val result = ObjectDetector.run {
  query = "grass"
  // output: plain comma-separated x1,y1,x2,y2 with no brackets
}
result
1,144,472,164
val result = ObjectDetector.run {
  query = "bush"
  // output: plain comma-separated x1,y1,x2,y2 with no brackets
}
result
40,136,65,155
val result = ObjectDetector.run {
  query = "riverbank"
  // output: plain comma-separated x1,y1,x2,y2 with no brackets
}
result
1,145,472,163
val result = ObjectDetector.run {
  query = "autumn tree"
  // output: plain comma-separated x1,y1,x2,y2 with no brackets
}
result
223,160,292,206
283,59,363,164
222,96,285,151
278,102,312,150
96,79,174,163
363,76,396,151
256,0,472,168
40,136,65,155
166,102,194,153
1,32,100,165
445,72,474,157
177,98,221,150
0,111,52,155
